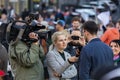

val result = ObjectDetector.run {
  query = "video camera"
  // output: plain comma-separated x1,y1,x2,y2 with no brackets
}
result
6,19,47,44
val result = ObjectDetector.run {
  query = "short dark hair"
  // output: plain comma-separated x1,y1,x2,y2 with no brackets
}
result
82,21,98,35
110,39,120,46
106,22,114,28
71,17,81,23
70,29,80,34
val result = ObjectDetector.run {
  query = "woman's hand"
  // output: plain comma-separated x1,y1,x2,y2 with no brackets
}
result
53,71,61,78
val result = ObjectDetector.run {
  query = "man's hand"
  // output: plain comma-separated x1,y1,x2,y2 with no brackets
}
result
29,32,39,44
79,36,86,46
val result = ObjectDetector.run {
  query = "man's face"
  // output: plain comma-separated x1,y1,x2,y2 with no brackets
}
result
56,24,61,31
1,14,7,20
116,22,120,30
69,30,85,46
72,21,80,29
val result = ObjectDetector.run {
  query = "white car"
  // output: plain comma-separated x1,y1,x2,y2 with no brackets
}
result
104,1,117,12
89,0,117,12
75,8,96,21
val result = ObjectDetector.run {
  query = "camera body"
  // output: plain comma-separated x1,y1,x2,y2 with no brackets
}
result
67,35,83,54
7,20,47,44
71,35,80,40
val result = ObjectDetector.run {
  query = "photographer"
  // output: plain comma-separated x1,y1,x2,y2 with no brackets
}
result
65,29,85,80
9,27,45,80
65,29,85,56
25,13,50,80
27,13,49,54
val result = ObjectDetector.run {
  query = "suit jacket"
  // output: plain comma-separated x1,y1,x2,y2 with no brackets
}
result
79,38,114,80
46,47,77,80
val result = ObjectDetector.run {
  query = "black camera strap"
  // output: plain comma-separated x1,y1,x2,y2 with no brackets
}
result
16,29,25,40
6,22,13,44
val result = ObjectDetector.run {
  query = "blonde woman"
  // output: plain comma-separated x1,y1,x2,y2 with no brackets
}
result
46,31,78,80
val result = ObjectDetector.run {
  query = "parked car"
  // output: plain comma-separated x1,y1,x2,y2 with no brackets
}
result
105,1,117,12
75,8,96,21
89,0,117,12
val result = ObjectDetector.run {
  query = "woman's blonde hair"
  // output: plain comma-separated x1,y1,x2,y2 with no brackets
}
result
52,31,66,44
48,31,67,51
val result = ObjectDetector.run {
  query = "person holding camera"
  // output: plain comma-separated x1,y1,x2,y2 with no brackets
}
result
65,29,85,56
9,31,45,80
65,29,85,80
46,31,78,80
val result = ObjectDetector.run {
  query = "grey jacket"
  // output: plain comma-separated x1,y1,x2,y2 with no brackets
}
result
46,47,77,80
0,43,8,73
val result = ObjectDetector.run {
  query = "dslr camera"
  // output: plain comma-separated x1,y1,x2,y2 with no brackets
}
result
68,35,83,53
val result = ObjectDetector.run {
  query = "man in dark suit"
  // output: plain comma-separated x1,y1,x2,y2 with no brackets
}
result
79,21,114,80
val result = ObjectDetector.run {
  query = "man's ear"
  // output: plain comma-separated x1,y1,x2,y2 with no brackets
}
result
84,30,89,36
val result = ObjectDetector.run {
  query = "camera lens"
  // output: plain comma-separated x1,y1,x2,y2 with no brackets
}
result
71,36,80,40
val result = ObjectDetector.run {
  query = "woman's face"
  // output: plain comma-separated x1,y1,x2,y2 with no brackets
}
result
54,35,68,51
110,42,120,56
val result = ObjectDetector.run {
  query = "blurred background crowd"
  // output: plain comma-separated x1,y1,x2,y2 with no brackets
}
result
0,0,120,80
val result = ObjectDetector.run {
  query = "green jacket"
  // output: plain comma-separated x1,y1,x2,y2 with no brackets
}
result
9,40,45,80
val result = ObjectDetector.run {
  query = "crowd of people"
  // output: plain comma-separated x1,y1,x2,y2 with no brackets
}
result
0,3,120,80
